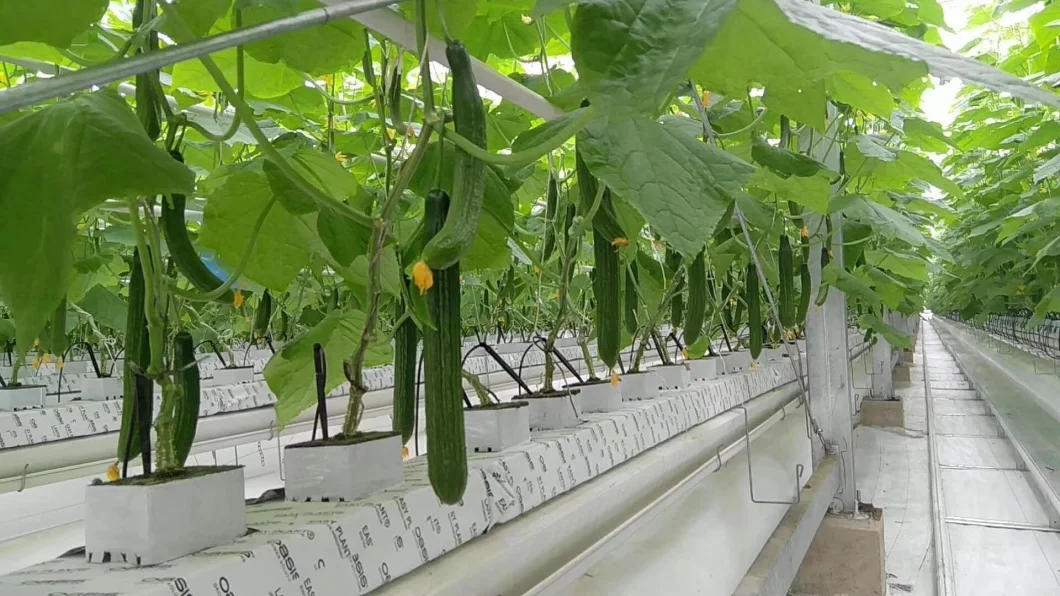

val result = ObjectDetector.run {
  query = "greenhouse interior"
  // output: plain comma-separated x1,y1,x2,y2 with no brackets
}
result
4,0,1060,594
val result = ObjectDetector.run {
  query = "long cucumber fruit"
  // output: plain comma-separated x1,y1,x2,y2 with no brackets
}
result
420,43,487,269
422,190,467,504
172,330,200,467
392,293,419,444
684,251,707,346
778,235,795,328
747,262,763,359
117,249,152,464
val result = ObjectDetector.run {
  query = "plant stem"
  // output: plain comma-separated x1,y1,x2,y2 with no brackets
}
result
442,106,595,168
542,185,605,391
342,123,436,436
631,268,686,372
161,6,372,229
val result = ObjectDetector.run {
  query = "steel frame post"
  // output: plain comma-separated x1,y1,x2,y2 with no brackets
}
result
870,311,894,399
801,114,857,513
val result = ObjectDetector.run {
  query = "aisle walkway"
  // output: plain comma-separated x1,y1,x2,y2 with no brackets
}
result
923,321,1060,595
855,337,935,595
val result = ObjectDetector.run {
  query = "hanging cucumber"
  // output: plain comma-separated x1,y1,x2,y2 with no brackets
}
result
172,331,200,466
815,247,831,306
420,42,487,270
624,261,639,335
779,236,795,328
161,151,234,303
797,261,811,327
542,176,559,262
422,190,467,504
722,274,735,331
684,251,707,346
666,249,684,328
133,0,160,141
593,225,621,371
50,298,68,359
253,290,272,341
392,292,419,444
747,262,763,359
117,249,152,463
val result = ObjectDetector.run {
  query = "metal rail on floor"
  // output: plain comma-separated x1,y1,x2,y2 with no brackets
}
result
923,322,958,596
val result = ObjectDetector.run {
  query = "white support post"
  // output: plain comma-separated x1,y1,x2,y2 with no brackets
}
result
802,113,857,513
870,311,894,399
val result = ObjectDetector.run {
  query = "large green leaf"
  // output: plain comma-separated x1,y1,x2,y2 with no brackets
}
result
751,168,830,214
242,0,365,75
577,115,756,257
835,196,929,248
163,0,232,39
860,312,912,349
750,138,827,178
0,1,108,47
0,91,193,356
171,49,305,98
822,262,881,311
267,309,392,430
571,0,738,114
775,0,1060,109
865,250,929,282
695,0,926,128
402,0,479,40
200,169,314,292
77,285,128,332
409,140,515,271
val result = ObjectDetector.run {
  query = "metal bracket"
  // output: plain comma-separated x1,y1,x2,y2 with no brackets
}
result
736,406,805,505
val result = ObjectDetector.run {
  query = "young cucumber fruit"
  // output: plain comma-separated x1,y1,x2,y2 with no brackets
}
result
172,330,201,467
117,249,152,464
420,42,487,270
684,250,707,346
162,151,234,303
778,235,795,328
747,262,763,360
422,190,468,504
392,293,419,444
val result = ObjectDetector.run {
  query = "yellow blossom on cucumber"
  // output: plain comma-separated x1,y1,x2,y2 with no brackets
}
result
42,354,53,365
56,359,65,370
401,446,410,460
801,225,809,239
610,371,621,387
31,358,40,369
106,462,120,482
233,289,245,309
611,237,630,248
413,261,434,293
682,348,689,359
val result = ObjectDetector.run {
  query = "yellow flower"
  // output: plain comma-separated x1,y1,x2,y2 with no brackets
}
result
751,361,758,370
610,371,621,387
31,358,40,370
56,359,65,370
413,261,434,293
401,446,410,460
42,354,53,365
534,265,541,274
335,152,348,162
701,91,711,107
611,237,630,248
233,289,245,309
785,329,795,341
106,462,120,482
801,225,809,240
682,348,689,359
521,14,533,24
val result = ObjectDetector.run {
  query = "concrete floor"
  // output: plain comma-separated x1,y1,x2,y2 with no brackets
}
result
855,349,936,596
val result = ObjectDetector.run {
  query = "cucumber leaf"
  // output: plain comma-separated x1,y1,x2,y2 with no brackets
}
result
0,1,108,47
0,90,193,359
578,114,756,258
571,0,738,114
241,0,365,75
77,285,129,332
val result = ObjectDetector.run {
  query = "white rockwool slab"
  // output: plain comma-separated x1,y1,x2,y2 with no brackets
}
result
0,357,802,595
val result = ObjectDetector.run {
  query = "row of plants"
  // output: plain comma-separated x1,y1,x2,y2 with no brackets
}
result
0,0,1051,566
926,0,1060,328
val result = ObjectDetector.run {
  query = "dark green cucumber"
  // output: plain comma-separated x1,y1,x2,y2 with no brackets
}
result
624,261,639,335
117,249,152,463
666,249,683,328
747,262,763,359
574,141,625,243
162,151,234,303
423,190,467,504
542,176,559,262
779,236,795,328
421,43,487,269
593,226,621,371
133,0,160,141
798,263,812,326
50,297,67,358
684,251,707,346
815,247,831,306
392,293,419,444
253,290,272,340
172,330,200,467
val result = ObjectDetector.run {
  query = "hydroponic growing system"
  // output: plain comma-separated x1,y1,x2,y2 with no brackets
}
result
1,0,1060,594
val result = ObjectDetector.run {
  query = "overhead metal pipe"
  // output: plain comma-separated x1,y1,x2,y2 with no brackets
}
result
0,0,406,115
